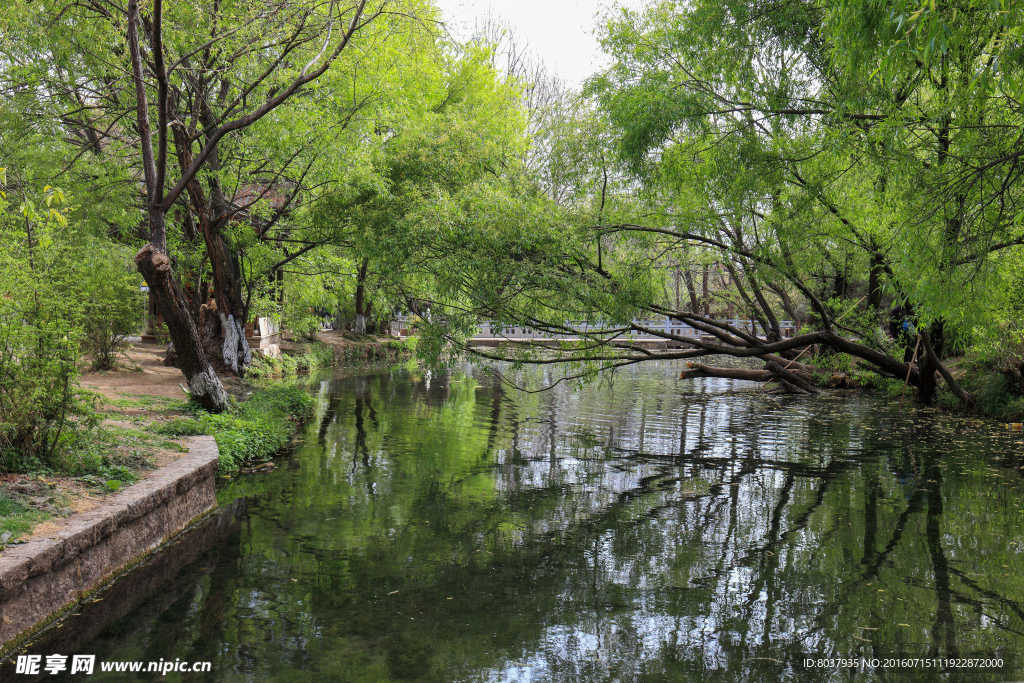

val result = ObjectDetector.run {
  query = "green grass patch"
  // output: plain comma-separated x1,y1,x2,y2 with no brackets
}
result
0,491,50,540
0,424,159,494
152,386,312,473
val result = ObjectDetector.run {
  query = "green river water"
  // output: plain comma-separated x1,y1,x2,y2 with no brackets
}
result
11,361,1024,682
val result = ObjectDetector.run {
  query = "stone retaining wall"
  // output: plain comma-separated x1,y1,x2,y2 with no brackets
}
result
0,436,219,656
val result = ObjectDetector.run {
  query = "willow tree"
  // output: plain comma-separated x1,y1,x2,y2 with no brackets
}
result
309,39,533,340
391,0,1024,403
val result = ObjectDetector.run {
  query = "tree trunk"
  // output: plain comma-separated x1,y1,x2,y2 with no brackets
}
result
354,257,369,334
683,269,700,312
363,301,374,334
833,272,849,299
701,265,710,316
203,190,252,376
916,320,947,403
123,0,373,407
136,245,228,412
678,361,818,393
679,365,774,382
199,303,229,373
867,250,884,313
179,100,252,378
127,1,227,413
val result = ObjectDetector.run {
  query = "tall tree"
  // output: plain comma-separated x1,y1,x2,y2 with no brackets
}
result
126,0,383,410
3,0,389,410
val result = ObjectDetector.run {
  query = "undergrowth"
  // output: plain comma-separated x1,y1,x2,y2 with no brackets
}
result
247,338,413,381
154,386,313,473
0,490,51,539
937,372,1024,421
246,342,334,381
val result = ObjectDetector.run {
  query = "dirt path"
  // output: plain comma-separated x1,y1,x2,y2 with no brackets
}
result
79,341,247,404
1,342,243,546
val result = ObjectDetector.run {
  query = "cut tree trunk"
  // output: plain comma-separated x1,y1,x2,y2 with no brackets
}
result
136,245,228,412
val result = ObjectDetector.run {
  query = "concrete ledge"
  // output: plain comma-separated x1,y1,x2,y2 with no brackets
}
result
0,436,219,656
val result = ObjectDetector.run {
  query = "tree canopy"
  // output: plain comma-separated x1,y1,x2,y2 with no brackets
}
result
2,0,1024,442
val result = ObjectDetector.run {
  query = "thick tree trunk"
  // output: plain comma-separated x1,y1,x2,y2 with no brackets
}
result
678,362,820,393
198,303,230,373
679,364,774,382
136,245,228,412
182,221,251,377
201,195,252,376
178,106,252,377
915,320,970,404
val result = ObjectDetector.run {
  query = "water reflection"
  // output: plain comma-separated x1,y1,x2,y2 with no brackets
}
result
13,362,1024,682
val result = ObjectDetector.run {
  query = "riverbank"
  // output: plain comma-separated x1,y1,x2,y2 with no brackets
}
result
811,350,1024,422
0,436,219,657
0,332,412,546
248,329,413,380
1,343,205,549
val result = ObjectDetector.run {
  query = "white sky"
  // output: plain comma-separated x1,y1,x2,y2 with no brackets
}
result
433,0,641,87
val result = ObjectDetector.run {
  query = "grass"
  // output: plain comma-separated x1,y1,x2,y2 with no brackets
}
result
0,491,52,540
152,386,313,474
0,397,185,544
1,358,318,543
247,341,335,381
247,336,414,381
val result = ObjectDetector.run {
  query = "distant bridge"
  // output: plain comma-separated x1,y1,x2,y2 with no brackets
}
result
391,317,797,349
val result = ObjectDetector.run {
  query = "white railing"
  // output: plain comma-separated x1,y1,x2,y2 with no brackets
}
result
391,316,797,340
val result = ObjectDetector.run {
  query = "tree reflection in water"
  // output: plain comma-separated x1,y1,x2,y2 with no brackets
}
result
20,362,1024,682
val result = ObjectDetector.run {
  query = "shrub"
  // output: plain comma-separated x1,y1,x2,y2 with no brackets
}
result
976,374,1024,421
0,179,95,471
302,341,334,372
153,386,312,473
248,342,335,381
80,242,144,370
282,273,338,340
215,388,312,471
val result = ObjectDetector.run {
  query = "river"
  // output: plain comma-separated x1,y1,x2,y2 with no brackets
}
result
16,361,1024,681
